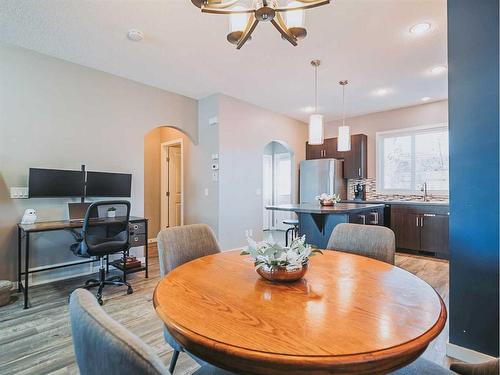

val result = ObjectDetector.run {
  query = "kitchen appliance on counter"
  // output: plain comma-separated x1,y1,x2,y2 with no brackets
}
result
353,183,366,201
299,159,346,203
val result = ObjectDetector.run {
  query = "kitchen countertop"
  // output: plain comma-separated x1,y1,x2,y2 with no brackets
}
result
266,203,385,214
342,200,449,207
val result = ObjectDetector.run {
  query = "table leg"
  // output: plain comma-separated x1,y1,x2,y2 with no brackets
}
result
123,251,127,283
106,254,109,273
17,227,22,293
145,220,149,278
23,232,30,309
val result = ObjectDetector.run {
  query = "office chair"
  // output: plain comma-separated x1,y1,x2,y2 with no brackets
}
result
71,200,132,305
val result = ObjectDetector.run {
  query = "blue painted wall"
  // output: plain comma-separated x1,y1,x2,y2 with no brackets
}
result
448,0,499,356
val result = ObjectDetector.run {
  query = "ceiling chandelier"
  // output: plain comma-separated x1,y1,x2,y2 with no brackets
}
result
191,0,330,49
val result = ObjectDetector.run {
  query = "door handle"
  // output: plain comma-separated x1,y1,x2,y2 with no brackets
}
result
423,213,436,217
370,212,379,225
358,168,361,176
359,214,366,225
416,216,420,227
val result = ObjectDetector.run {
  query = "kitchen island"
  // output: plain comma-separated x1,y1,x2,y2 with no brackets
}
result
266,203,385,248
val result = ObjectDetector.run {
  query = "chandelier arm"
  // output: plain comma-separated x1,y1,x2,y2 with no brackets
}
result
275,0,330,12
270,12,298,46
236,14,259,49
201,6,253,14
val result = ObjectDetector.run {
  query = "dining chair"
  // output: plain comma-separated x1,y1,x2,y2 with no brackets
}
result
450,358,499,375
157,223,221,373
326,223,396,264
69,288,169,375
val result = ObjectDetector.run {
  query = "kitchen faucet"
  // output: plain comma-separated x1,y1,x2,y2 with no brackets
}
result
420,182,428,202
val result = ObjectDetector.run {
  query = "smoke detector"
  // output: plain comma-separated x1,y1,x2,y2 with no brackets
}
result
127,29,144,42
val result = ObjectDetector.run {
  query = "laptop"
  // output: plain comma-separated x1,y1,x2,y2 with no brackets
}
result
68,203,99,222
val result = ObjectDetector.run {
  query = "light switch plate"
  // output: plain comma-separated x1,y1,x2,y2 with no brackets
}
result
208,116,218,126
10,187,29,199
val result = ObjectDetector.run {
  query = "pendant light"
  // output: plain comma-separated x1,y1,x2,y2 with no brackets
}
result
308,60,324,145
337,80,351,152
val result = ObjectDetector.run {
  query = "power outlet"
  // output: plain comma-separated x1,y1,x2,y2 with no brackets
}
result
10,187,29,199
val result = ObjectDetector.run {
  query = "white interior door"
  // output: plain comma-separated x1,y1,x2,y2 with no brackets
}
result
273,153,292,230
168,146,182,228
263,154,273,230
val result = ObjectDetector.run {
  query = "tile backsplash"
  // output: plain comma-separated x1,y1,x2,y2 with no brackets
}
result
347,178,449,202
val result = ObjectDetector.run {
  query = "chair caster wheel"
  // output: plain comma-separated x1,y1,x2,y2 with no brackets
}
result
97,297,103,305
127,287,133,295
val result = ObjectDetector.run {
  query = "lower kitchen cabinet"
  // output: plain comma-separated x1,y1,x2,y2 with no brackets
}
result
390,204,449,259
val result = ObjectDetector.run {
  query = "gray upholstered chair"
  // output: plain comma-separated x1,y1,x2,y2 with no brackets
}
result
157,224,221,373
327,223,396,264
69,288,169,375
450,358,499,375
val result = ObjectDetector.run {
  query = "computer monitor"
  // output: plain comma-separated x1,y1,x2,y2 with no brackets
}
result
29,168,85,198
68,202,99,222
85,171,132,197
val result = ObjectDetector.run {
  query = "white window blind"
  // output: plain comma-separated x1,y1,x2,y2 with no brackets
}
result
376,125,449,195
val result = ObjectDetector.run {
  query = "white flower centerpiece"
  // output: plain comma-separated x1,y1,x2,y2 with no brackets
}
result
241,235,322,282
316,193,341,206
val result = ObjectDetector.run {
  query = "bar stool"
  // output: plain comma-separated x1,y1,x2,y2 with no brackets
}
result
283,219,299,247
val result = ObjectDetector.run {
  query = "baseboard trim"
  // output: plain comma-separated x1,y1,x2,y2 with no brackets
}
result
446,342,496,363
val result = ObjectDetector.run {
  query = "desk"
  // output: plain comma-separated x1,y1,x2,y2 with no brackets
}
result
17,216,148,309
154,250,446,375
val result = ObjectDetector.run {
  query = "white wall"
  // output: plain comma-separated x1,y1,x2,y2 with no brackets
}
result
0,43,198,281
325,100,448,178
217,95,307,249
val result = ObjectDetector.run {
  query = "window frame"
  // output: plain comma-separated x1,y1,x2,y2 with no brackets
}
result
376,123,449,196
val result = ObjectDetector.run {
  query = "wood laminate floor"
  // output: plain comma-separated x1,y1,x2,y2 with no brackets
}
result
0,245,450,375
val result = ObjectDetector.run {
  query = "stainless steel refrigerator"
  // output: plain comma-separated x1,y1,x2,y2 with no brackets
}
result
299,159,346,203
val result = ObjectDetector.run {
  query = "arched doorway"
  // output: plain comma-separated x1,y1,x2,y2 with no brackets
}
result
144,126,193,240
262,141,295,237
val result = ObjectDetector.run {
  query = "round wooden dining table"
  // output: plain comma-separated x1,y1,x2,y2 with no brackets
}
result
153,250,447,375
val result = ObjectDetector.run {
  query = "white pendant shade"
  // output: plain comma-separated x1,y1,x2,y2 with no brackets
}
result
229,6,248,33
308,114,324,145
337,125,351,151
285,1,305,28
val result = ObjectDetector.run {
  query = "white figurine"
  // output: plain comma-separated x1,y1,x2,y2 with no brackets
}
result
21,209,37,224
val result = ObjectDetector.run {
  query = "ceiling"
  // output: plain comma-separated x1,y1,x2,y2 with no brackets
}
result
0,0,447,122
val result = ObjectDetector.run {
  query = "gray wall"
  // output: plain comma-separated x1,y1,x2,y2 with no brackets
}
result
217,94,307,249
0,43,198,281
184,95,219,234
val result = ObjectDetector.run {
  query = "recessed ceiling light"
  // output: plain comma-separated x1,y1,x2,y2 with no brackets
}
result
421,96,431,101
373,88,392,96
127,29,144,42
410,22,431,35
302,106,315,113
431,65,447,75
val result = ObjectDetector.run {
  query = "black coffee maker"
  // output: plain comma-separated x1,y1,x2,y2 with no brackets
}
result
353,183,366,201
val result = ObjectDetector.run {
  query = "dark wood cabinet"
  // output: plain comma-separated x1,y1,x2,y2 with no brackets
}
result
391,211,421,250
390,205,449,258
305,134,367,179
343,134,367,179
420,214,449,256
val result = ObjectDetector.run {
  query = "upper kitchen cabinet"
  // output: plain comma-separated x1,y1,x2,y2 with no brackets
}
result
343,134,367,179
305,134,367,179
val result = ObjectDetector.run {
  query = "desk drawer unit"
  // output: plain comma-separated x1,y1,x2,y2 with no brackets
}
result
129,222,146,235
129,233,146,247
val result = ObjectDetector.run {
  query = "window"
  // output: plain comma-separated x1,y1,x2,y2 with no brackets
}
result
376,125,449,195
